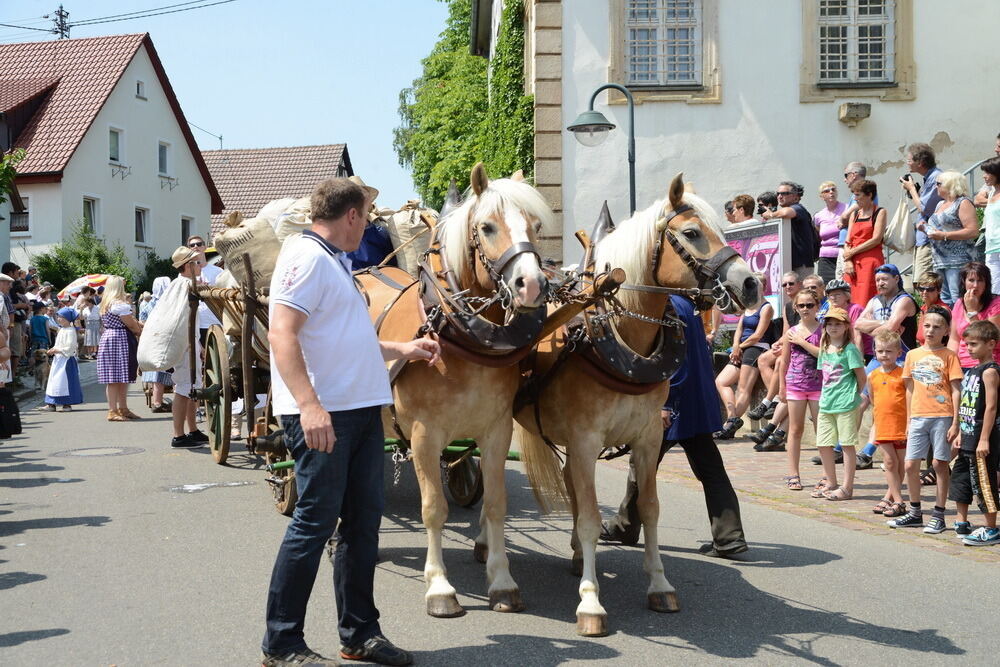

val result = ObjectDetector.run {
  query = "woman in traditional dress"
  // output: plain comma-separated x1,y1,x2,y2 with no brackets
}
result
140,276,174,413
96,276,143,421
38,307,83,412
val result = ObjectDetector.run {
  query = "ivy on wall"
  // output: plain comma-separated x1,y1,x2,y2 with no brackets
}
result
394,0,534,211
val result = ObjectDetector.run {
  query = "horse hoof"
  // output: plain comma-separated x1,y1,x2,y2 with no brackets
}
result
489,589,525,613
648,591,680,613
576,612,608,637
473,542,488,564
427,594,465,618
570,555,583,577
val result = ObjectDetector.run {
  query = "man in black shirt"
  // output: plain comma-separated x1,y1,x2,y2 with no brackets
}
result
762,181,816,278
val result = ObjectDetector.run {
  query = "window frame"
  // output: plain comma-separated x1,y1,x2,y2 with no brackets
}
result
800,0,914,102
109,126,125,164
82,195,101,235
624,0,703,89
816,0,896,87
134,205,151,246
157,140,171,176
180,215,193,245
608,0,720,105
10,195,30,236
136,79,147,99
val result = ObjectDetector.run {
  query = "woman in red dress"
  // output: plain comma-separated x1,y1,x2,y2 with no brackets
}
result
843,179,887,307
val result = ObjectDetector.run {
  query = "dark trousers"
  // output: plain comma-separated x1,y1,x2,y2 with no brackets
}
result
263,406,385,654
614,431,746,551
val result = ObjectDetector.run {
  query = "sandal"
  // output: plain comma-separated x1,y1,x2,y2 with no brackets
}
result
107,409,126,422
872,499,892,514
784,475,803,491
121,410,143,420
883,501,907,517
823,487,853,501
713,417,744,440
920,469,937,486
813,477,828,492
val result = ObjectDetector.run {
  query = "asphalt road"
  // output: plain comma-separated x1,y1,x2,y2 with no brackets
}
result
1,371,994,665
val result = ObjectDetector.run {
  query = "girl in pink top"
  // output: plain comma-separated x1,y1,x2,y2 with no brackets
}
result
948,261,1000,367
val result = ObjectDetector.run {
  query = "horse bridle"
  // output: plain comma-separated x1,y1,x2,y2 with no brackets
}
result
628,203,744,312
469,209,541,311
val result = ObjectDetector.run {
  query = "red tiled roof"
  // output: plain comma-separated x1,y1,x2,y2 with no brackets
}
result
0,75,58,113
0,33,222,213
202,144,352,238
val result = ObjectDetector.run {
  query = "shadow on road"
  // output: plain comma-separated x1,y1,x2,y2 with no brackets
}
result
0,477,84,489
0,628,70,648
0,570,46,591
416,633,619,666
0,514,111,538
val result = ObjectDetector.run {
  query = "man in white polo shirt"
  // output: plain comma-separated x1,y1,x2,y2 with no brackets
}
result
261,178,438,667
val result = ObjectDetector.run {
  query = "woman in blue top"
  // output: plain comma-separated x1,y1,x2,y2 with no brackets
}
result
601,296,748,557
925,171,979,304
714,277,774,439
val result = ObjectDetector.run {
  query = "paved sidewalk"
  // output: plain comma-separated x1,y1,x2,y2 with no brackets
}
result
602,421,1000,564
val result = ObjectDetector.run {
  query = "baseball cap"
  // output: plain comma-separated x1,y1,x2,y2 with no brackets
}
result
824,306,851,323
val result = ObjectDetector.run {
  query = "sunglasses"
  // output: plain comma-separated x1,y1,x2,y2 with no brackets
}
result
796,302,817,309
843,173,851,179
917,285,939,291
188,241,206,248
777,191,793,196
822,188,837,193
781,282,798,288
935,181,943,187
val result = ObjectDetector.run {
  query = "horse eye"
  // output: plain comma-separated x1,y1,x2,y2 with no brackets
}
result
682,228,699,240
480,223,496,235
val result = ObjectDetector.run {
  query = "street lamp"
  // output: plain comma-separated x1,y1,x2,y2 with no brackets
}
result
567,83,636,215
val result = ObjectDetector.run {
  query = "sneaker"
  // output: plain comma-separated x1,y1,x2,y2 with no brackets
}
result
340,635,412,666
856,453,873,470
887,511,923,528
713,417,744,440
759,429,787,452
261,646,339,666
58,404,73,412
187,429,210,443
171,434,202,449
962,526,1000,546
954,521,973,538
747,401,771,420
923,516,947,534
811,450,844,465
749,423,776,445
764,402,776,419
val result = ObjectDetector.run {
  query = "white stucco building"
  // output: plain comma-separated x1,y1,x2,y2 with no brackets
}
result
477,0,1000,265
1,33,222,268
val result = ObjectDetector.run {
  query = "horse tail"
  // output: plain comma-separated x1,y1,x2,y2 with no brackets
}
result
514,420,568,514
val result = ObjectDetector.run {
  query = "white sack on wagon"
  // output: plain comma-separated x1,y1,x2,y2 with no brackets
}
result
273,196,312,242
137,276,192,372
382,201,435,278
257,197,297,229
213,270,243,337
213,212,282,288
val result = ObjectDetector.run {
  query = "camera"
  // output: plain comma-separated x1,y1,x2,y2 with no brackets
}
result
901,172,920,192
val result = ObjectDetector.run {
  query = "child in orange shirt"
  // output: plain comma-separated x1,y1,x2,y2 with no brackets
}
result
869,331,908,517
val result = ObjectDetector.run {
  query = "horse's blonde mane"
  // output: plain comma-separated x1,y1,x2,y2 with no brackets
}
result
438,177,555,277
594,192,724,311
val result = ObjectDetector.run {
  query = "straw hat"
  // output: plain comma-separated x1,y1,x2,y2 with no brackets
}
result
171,246,199,268
348,175,379,203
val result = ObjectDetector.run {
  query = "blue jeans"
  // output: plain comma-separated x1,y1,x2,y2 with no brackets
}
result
938,266,962,306
263,406,385,654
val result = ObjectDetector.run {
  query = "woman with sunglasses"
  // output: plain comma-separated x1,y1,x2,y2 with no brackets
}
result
813,182,847,284
914,272,951,347
948,262,1000,368
843,179,885,308
925,172,978,305
778,289,824,491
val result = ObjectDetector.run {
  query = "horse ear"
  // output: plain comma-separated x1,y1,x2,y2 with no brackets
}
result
510,169,525,182
684,181,697,194
471,162,489,196
668,172,685,209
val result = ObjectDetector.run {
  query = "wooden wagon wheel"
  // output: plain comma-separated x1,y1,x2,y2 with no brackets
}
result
265,447,297,516
202,324,232,464
446,456,484,507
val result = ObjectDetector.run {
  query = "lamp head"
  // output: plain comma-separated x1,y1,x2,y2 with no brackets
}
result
567,110,615,147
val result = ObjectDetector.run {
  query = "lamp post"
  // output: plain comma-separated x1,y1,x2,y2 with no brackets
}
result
566,83,636,215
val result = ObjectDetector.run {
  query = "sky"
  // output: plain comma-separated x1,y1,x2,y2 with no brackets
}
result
0,0,451,208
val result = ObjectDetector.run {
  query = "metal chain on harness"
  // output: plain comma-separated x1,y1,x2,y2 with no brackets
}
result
390,445,408,487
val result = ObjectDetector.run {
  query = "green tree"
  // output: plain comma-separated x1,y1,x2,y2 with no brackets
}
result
0,149,26,206
31,222,136,292
394,0,488,210
135,250,175,294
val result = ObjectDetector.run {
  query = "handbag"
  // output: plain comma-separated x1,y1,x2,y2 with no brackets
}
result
0,387,23,436
883,197,915,253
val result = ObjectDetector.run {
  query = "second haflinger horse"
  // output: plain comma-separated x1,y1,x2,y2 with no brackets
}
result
515,173,757,636
356,163,552,618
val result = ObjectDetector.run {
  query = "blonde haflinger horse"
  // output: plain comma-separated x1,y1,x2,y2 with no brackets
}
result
361,164,552,619
515,173,757,636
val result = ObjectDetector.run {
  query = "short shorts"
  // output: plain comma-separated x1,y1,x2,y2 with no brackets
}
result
875,439,907,450
786,388,822,401
948,449,1000,513
740,345,767,368
817,410,859,448
905,416,952,461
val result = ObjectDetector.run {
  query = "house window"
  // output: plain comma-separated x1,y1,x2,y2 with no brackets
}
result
110,128,123,162
136,80,146,99
158,142,170,175
181,217,193,244
10,196,29,234
625,0,702,87
83,197,99,233
135,207,149,244
818,0,895,85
